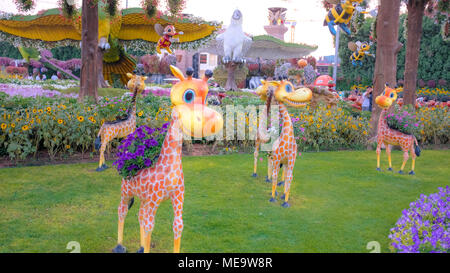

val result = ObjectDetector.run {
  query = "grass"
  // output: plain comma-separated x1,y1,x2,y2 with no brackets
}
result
0,150,448,253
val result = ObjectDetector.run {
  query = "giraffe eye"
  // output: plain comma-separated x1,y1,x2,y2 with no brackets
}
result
390,93,394,98
285,84,293,93
183,89,195,103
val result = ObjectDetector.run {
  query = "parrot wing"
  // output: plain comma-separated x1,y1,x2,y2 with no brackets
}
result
118,8,220,44
0,9,81,43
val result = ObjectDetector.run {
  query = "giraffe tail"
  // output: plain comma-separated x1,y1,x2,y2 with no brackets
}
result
413,136,421,157
128,197,134,209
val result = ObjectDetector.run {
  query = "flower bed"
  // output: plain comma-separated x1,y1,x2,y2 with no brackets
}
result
388,186,449,253
113,123,169,179
386,105,422,136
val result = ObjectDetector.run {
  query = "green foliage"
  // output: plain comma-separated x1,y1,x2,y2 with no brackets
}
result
0,42,22,60
50,46,81,61
397,14,450,83
337,14,450,90
337,17,376,90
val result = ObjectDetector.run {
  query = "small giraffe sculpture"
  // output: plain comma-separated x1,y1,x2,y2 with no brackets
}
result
375,84,420,174
95,73,147,172
253,79,285,185
112,66,223,253
258,79,312,208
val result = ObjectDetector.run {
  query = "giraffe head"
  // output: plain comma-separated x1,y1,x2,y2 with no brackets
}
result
126,73,147,94
169,66,223,138
255,79,271,101
268,79,312,108
375,84,398,109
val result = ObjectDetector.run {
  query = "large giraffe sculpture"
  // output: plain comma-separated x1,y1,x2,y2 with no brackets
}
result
112,66,223,253
258,80,312,208
95,73,146,172
252,79,286,185
375,84,420,174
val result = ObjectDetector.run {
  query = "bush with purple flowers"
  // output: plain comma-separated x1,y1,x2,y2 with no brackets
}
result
113,123,170,179
386,105,422,136
388,186,450,253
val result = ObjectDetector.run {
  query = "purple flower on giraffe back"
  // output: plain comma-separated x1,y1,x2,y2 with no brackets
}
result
114,124,169,179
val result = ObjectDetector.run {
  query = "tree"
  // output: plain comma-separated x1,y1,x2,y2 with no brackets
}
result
369,0,403,138
79,0,98,101
403,0,450,106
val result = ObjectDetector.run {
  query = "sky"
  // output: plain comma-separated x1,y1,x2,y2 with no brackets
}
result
1,0,381,58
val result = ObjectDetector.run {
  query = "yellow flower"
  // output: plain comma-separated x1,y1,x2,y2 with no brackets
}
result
38,109,43,114
46,107,52,112
138,111,143,117
22,125,29,131
1,123,6,130
58,119,63,124
65,145,71,149
77,116,84,122
164,117,168,121
10,123,15,128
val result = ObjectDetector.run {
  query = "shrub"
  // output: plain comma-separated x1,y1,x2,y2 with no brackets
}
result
140,54,160,74
438,79,447,87
427,79,436,88
418,79,426,88
388,186,450,253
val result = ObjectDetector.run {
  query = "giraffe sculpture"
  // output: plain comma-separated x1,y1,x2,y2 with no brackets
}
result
112,66,223,253
95,73,147,172
375,84,420,174
252,79,286,185
258,79,312,208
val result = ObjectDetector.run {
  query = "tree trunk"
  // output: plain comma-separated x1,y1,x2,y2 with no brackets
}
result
79,0,98,102
225,62,238,91
403,0,426,106
369,0,402,139
97,49,109,88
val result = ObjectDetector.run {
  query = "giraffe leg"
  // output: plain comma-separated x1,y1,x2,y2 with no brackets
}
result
266,155,273,183
269,157,281,202
112,191,132,253
386,143,393,171
376,141,382,171
136,203,146,253
281,157,296,208
399,149,409,174
142,200,160,253
97,139,108,171
409,142,416,175
171,189,184,253
252,141,259,177
278,164,285,186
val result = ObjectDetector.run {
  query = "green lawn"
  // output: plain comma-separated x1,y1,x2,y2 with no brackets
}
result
0,150,448,253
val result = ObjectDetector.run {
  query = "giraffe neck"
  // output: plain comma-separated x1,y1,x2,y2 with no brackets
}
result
128,91,138,123
159,116,183,161
279,103,293,137
378,108,388,131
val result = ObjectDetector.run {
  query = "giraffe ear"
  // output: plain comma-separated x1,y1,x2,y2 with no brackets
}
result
126,73,133,79
170,65,185,81
260,79,266,85
143,76,148,81
268,81,280,87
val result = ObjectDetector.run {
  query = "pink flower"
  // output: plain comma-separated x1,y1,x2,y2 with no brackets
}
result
259,157,263,161
298,152,302,157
